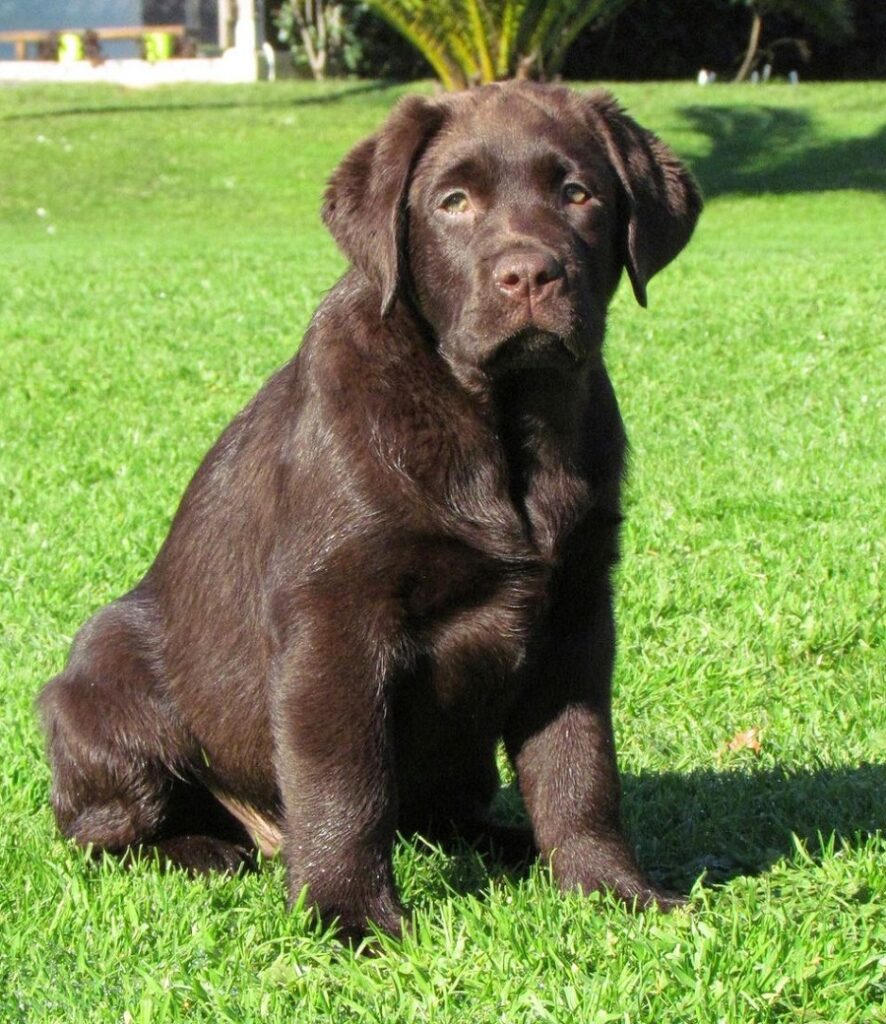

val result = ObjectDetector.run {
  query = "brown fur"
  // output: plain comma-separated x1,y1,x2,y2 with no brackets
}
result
38,83,701,941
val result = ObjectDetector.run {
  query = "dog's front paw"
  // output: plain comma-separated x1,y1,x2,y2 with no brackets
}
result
550,833,684,912
336,897,407,947
293,877,406,945
628,886,686,913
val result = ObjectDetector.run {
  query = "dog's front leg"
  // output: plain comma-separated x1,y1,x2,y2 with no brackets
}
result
271,599,404,942
505,578,679,910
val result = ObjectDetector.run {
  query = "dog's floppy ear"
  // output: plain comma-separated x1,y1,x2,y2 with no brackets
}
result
585,91,702,307
322,95,446,318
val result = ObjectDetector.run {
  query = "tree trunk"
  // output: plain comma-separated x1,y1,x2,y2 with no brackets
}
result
734,10,763,82
292,0,327,81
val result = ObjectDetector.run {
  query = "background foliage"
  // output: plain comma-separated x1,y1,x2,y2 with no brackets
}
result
272,1,431,79
269,0,886,81
358,0,629,88
729,0,852,82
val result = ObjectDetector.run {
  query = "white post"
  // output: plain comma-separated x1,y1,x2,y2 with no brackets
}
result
221,0,260,81
218,0,233,49
234,0,257,54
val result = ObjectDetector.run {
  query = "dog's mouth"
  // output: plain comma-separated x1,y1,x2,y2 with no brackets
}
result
484,326,583,374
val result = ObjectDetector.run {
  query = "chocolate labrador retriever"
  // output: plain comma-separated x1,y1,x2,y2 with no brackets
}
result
39,83,701,941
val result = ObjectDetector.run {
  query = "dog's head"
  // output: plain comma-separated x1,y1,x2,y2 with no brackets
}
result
323,84,701,377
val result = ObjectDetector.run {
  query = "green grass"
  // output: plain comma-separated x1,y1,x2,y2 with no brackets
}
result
1,79,884,1022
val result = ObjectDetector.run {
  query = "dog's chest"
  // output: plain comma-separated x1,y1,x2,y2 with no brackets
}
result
395,541,546,770
371,357,593,708
401,452,590,709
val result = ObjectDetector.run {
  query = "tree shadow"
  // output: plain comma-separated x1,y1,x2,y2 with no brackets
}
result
429,762,883,898
679,104,886,197
0,79,394,123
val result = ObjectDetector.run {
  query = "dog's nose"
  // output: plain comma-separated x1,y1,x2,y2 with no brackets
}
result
494,252,565,305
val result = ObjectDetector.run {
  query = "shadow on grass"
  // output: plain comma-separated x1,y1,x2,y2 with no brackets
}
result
430,762,883,899
679,105,886,197
0,78,394,122
625,762,885,891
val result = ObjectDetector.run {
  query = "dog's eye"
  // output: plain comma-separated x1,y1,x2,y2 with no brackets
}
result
563,183,592,206
441,191,470,214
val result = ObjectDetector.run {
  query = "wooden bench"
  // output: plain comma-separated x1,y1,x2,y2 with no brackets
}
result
0,24,187,61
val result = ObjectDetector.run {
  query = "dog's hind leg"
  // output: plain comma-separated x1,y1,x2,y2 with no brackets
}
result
38,592,254,873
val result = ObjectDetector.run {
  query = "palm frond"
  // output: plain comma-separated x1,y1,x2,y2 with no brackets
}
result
496,0,530,77
465,0,497,83
365,0,465,88
367,0,636,89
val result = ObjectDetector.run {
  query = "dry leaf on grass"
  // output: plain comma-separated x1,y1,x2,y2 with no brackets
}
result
718,726,763,757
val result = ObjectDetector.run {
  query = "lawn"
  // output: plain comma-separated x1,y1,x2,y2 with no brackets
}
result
1,78,883,1022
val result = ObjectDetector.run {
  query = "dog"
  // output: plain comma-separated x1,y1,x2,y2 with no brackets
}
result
39,82,701,942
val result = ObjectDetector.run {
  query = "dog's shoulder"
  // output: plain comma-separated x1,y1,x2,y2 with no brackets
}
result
297,273,493,478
